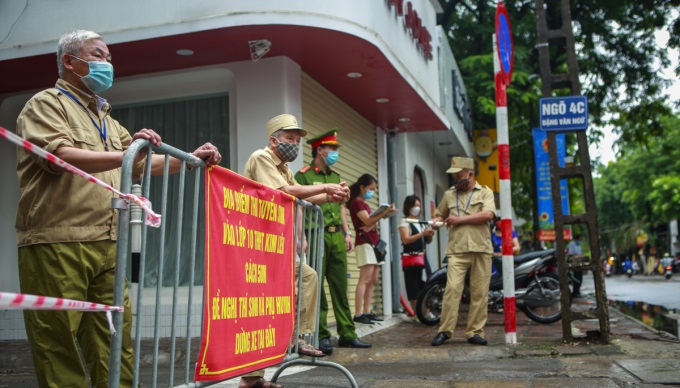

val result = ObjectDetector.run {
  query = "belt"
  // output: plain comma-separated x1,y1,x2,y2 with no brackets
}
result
325,225,341,233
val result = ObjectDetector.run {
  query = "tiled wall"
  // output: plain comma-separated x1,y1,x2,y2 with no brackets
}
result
0,310,27,340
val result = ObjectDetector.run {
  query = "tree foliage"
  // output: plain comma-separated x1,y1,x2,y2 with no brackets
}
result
438,0,679,224
594,114,680,253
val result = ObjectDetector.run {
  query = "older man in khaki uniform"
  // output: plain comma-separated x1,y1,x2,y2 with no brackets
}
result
431,157,495,347
15,30,222,388
239,114,349,388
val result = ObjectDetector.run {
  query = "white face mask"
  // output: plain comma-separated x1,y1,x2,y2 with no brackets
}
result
410,207,421,217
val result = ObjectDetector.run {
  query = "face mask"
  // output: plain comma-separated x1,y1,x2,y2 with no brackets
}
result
363,189,375,200
71,56,114,93
452,171,471,191
323,150,339,166
410,207,421,217
274,138,299,162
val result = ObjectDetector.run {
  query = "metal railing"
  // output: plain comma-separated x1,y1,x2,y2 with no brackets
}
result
108,139,357,387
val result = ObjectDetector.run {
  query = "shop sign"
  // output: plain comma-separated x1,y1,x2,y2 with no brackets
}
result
388,0,433,60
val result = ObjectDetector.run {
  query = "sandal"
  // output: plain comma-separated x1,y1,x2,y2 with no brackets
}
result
295,338,326,358
240,377,284,388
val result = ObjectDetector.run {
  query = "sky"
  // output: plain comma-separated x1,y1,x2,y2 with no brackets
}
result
588,29,679,165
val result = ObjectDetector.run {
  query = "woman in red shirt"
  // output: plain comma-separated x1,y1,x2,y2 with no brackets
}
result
348,174,396,324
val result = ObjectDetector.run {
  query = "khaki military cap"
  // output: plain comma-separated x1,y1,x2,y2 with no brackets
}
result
266,114,308,138
446,156,474,173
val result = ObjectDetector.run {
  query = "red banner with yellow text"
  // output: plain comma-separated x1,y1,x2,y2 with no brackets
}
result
195,166,296,382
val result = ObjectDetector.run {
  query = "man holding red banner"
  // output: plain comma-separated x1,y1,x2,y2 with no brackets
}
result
240,113,349,388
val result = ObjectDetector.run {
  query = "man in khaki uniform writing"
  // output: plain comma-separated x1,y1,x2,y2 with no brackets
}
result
240,113,350,388
431,157,495,347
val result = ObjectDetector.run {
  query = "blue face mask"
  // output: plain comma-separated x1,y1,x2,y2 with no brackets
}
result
323,150,339,166
71,56,114,93
363,189,375,200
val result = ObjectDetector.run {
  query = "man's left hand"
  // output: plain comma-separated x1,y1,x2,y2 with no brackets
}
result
192,142,222,167
131,128,163,162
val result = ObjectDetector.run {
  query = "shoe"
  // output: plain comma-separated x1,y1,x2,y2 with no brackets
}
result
318,338,333,355
431,332,449,346
353,314,374,325
467,334,487,346
338,338,372,348
366,311,384,322
571,293,583,299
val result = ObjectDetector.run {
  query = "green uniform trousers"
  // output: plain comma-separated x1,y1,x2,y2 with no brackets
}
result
318,231,357,341
438,252,492,339
19,241,134,388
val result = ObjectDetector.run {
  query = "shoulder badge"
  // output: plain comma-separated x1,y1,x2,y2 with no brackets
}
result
299,165,311,173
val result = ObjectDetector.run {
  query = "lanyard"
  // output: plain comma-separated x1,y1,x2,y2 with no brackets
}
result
56,88,108,150
456,190,474,216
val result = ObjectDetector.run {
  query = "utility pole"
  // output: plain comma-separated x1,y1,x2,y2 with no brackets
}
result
534,0,610,343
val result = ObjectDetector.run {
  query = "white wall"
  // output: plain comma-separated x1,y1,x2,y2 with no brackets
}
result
0,94,34,293
224,57,302,174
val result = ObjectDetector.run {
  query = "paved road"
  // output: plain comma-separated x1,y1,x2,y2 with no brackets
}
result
584,272,680,310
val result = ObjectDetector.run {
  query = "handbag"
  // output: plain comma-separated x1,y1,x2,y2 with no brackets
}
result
360,231,387,263
401,253,425,267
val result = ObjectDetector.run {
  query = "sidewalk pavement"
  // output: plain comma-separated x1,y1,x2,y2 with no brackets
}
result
267,298,680,387
2,294,679,387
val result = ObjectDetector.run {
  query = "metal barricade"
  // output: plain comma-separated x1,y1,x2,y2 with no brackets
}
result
109,139,357,387
271,199,358,387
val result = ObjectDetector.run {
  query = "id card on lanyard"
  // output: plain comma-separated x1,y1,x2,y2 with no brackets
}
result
57,87,108,150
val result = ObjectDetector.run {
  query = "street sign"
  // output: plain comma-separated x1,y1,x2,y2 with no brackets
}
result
495,2,514,83
539,96,588,131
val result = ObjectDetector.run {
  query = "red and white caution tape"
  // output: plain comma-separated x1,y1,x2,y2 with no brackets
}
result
0,291,123,312
1,291,123,335
0,126,161,227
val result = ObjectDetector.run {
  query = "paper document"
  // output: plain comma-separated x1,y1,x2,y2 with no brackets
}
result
370,204,394,218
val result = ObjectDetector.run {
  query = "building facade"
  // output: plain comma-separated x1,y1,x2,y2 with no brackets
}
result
0,0,473,339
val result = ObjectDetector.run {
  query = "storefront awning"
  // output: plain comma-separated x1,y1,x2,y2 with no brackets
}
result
0,25,448,132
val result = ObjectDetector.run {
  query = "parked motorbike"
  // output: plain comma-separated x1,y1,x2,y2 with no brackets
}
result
416,249,566,325
622,257,634,278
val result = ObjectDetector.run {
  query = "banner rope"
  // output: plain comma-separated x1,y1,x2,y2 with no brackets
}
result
0,126,161,227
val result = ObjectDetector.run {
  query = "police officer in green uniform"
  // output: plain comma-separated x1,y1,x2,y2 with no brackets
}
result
295,129,371,354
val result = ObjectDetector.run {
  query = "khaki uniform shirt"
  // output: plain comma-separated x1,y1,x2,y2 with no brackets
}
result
435,182,495,254
15,79,136,247
294,162,342,228
243,146,299,188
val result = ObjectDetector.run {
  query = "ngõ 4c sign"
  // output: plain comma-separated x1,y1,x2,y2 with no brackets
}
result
539,96,588,131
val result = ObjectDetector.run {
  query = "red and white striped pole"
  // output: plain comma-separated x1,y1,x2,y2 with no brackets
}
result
493,33,517,345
